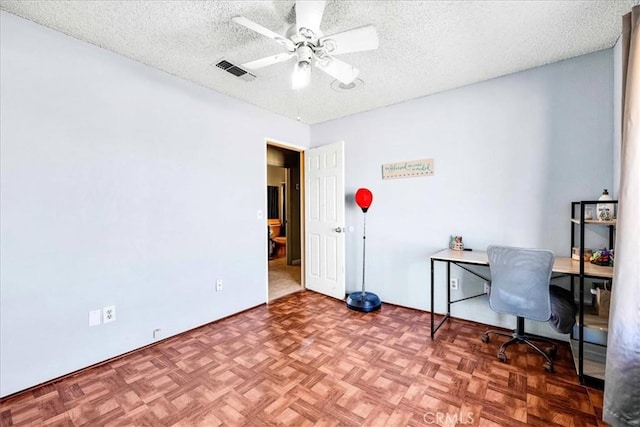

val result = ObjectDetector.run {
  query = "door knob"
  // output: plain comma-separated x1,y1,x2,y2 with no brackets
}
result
335,227,345,233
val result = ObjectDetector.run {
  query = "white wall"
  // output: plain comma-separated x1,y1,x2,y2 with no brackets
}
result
312,49,614,337
0,12,309,397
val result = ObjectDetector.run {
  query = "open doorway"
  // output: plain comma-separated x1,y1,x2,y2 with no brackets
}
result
267,143,303,301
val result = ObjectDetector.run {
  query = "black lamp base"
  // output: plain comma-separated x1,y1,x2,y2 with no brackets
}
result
346,291,381,312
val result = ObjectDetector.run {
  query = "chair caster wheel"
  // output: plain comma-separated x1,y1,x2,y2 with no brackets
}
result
544,362,554,373
547,347,558,359
498,353,508,363
481,334,489,344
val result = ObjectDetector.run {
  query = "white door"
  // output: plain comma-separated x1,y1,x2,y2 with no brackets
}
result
305,141,345,300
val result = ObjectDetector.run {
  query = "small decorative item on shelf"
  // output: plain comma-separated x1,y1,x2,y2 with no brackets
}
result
584,206,595,220
572,247,593,261
590,281,611,318
597,189,615,220
590,248,614,266
450,235,464,251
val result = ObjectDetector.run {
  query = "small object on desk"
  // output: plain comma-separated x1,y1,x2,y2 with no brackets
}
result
449,235,464,251
590,248,614,266
572,247,593,261
463,248,473,251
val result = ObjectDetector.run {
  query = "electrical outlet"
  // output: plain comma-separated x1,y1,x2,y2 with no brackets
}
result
450,278,459,290
103,305,116,323
89,309,102,327
484,282,491,294
216,279,223,292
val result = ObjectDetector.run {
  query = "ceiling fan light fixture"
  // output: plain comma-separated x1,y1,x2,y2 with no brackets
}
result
292,62,311,90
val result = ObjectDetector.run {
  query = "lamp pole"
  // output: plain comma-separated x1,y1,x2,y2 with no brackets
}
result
361,211,367,295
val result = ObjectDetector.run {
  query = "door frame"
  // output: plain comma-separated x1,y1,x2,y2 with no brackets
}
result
266,140,305,297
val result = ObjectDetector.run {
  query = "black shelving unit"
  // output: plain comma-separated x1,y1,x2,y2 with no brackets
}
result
570,200,617,385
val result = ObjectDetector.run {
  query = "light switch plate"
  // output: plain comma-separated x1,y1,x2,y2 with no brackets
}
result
89,309,102,327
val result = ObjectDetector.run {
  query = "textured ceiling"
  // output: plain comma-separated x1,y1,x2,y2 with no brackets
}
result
1,0,638,124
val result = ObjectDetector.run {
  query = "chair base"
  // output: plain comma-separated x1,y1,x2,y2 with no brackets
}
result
481,317,557,372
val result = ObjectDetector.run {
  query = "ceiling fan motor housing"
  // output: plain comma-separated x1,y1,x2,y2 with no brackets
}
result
296,44,313,67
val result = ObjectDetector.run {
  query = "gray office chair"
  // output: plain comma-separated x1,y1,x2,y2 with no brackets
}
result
482,245,558,372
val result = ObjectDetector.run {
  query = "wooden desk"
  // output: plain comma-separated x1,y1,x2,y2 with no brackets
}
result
429,249,613,339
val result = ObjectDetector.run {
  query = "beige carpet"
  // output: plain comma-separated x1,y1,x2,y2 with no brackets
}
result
268,256,302,302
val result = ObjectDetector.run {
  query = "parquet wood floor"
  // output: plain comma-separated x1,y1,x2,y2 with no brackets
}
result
1,291,606,426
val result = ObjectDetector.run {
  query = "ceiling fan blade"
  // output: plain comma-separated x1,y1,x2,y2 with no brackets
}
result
242,52,294,70
319,25,379,55
315,56,359,85
232,16,295,51
295,0,326,38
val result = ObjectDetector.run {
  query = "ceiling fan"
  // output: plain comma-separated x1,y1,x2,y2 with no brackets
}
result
232,0,378,89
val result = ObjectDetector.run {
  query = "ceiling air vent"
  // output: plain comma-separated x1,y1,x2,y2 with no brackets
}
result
215,60,256,82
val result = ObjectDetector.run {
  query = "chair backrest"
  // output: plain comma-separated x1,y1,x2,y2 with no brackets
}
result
487,245,554,322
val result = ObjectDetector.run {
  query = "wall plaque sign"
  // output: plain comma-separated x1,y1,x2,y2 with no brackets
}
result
382,158,434,180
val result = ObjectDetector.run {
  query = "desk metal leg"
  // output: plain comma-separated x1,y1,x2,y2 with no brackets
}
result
430,259,452,339
446,261,451,316
430,258,435,339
